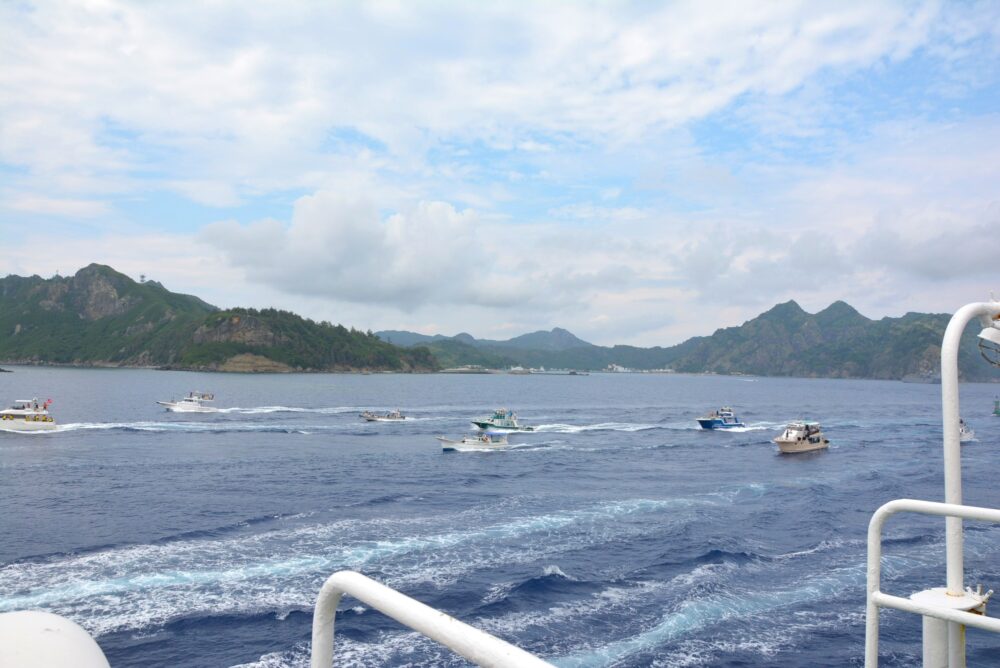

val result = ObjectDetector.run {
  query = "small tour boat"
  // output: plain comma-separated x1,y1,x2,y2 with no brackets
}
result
774,421,829,453
360,409,406,422
959,418,975,443
437,434,510,451
0,398,57,432
471,408,534,431
157,392,218,413
696,406,746,429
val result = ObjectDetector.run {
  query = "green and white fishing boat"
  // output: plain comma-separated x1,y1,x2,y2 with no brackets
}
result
470,408,534,431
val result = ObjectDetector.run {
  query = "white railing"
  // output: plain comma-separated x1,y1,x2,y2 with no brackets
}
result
865,499,1000,667
311,570,554,667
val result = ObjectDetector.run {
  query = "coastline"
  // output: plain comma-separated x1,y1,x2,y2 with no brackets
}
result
0,360,436,374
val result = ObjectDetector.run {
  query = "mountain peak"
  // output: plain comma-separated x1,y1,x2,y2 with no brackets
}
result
816,300,867,324
501,327,592,351
758,300,806,320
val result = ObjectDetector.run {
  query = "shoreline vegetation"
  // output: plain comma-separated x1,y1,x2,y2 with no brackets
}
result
1,264,997,381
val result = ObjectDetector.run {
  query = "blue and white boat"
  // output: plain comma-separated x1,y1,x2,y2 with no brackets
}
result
696,406,746,429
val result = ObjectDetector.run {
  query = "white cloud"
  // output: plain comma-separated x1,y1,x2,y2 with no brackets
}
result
6,195,109,217
2,1,1000,347
0,0,973,206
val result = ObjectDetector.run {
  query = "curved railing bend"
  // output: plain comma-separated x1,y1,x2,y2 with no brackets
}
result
311,570,553,667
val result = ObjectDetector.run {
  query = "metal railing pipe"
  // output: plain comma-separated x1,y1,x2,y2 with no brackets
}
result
865,499,1000,668
939,302,1000,595
871,593,1000,634
311,570,553,668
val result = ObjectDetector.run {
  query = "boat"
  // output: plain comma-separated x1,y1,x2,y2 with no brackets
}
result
993,397,1000,417
156,392,218,413
0,398,56,432
696,406,746,429
436,434,510,451
959,418,975,443
360,409,406,422
773,421,829,453
471,408,534,431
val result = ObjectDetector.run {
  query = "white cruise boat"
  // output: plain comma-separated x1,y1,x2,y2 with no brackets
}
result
156,392,218,413
0,398,56,432
436,433,510,451
774,421,829,453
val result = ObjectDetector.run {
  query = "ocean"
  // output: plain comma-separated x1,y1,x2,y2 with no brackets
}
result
1,366,999,667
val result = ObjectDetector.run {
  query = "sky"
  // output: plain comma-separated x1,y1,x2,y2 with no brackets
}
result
2,1,999,346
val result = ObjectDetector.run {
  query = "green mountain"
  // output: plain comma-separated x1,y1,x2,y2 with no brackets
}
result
4,266,996,380
0,265,437,372
379,300,1000,381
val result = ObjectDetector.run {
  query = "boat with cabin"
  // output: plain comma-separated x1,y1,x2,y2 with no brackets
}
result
471,408,534,431
696,406,746,429
156,392,218,413
436,434,510,451
774,421,829,453
959,418,975,443
0,398,56,432
360,409,406,422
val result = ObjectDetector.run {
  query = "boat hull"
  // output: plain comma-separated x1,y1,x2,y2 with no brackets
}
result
0,419,57,432
157,402,218,413
470,421,533,431
775,437,829,453
437,436,509,451
696,418,745,430
364,416,407,422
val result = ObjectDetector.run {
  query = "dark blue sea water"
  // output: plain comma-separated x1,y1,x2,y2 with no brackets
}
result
2,366,999,667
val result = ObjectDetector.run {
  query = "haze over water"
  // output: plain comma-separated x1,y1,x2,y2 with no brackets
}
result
2,366,999,666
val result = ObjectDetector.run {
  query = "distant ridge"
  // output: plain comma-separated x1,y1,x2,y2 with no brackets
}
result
377,327,593,352
0,265,436,373
378,301,998,382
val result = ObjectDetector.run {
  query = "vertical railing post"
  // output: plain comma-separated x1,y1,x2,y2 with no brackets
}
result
937,302,1000,667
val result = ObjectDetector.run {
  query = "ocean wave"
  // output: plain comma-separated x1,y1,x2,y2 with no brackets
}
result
552,563,869,667
0,497,705,636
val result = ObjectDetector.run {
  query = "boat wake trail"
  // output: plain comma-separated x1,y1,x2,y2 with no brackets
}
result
216,406,363,415
54,422,321,434
534,422,662,433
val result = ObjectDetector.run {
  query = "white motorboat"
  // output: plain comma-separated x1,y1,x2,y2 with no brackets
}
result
437,434,510,451
0,398,57,432
157,392,218,413
774,421,829,453
360,409,407,422
959,418,975,443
